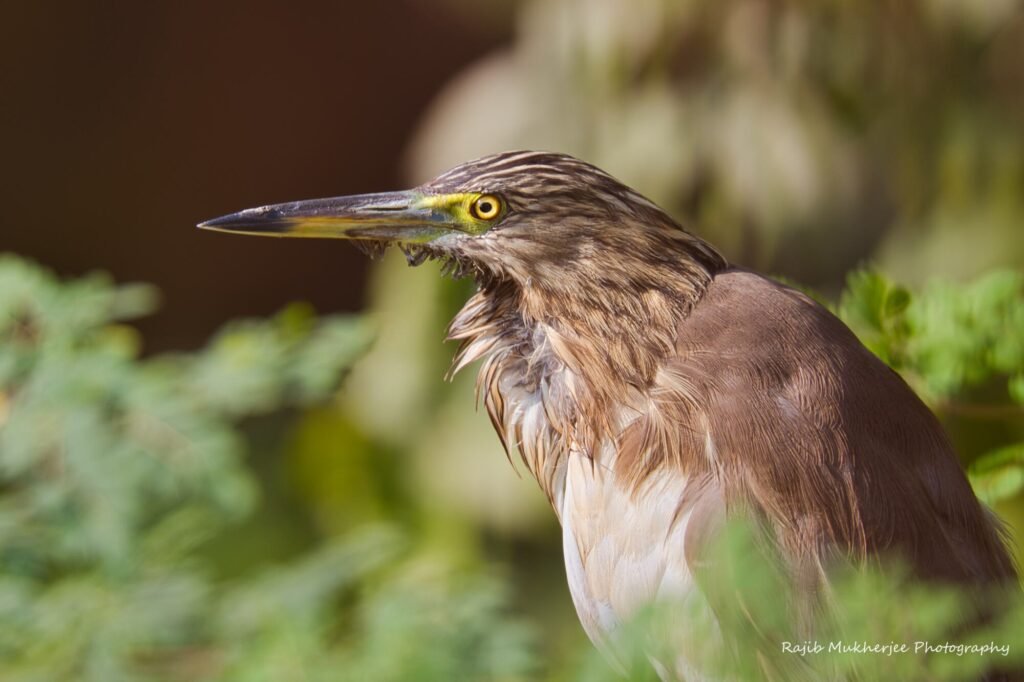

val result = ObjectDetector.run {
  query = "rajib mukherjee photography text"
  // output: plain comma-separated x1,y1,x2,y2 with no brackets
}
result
781,641,1011,658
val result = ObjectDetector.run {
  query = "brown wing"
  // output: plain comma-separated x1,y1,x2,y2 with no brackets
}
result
669,268,1016,588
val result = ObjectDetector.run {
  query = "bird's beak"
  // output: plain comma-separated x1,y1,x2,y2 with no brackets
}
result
197,190,452,244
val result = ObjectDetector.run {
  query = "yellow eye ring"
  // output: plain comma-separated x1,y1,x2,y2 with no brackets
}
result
470,194,502,221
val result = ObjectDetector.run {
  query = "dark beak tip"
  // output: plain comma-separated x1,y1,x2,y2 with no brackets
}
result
196,211,258,232
196,213,233,230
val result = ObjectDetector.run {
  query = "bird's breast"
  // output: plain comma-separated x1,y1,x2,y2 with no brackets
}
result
471,311,721,678
560,442,711,676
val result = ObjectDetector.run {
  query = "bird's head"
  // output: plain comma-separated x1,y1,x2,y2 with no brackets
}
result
199,151,726,288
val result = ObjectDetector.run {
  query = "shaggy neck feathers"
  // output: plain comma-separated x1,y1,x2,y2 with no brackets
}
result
446,229,725,505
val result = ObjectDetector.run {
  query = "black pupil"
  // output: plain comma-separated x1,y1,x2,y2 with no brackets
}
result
478,200,493,215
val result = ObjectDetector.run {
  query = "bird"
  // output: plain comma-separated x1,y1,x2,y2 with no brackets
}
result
200,151,1019,680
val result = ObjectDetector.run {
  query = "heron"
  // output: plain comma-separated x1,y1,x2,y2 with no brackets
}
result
200,151,1018,679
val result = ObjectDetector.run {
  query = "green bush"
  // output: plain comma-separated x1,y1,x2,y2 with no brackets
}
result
0,256,534,682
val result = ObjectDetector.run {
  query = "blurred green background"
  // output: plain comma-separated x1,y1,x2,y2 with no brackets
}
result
1,1,1023,680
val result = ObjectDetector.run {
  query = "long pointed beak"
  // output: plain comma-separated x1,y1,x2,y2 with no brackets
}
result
197,190,451,243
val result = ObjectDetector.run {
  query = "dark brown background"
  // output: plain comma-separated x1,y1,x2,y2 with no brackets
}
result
0,2,500,349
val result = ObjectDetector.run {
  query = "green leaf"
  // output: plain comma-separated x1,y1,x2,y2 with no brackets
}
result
836,269,912,366
968,443,1024,505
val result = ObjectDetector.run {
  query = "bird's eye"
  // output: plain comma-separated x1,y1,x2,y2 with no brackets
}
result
470,194,502,221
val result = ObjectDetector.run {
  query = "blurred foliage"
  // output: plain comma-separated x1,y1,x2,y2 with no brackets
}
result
838,270,1024,400
0,256,534,681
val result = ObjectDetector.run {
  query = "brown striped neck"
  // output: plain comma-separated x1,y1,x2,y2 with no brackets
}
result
446,233,725,501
